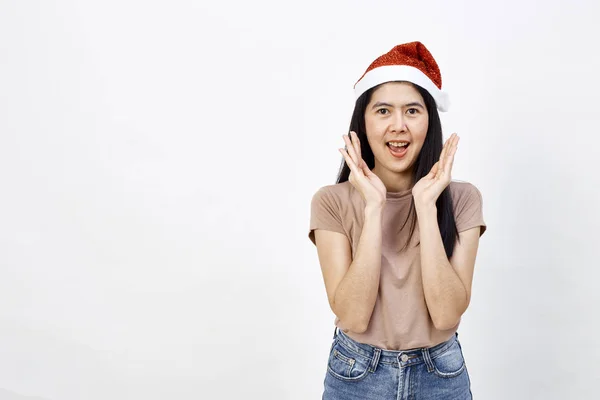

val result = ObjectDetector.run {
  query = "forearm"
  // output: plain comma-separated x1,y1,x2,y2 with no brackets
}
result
333,205,383,332
416,204,468,330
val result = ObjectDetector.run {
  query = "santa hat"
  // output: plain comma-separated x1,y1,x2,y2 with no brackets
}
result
353,42,450,112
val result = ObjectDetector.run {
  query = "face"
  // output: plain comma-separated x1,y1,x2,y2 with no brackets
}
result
364,81,429,179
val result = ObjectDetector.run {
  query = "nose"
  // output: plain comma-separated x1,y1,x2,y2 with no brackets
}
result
390,112,407,133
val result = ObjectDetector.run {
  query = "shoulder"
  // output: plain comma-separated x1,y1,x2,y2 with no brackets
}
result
311,181,356,206
448,180,483,204
309,182,356,244
448,180,485,217
448,180,487,235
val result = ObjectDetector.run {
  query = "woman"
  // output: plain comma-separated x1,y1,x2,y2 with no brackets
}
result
309,42,486,399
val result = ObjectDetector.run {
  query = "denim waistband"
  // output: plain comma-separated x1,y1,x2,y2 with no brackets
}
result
334,328,458,367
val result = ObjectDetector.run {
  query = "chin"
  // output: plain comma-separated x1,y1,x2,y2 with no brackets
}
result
387,157,415,172
381,163,412,175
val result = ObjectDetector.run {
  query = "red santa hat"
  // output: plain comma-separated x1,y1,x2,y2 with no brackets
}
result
353,41,450,112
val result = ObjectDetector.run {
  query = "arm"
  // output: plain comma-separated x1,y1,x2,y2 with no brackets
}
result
416,203,481,330
314,204,384,333
313,131,387,333
411,133,482,330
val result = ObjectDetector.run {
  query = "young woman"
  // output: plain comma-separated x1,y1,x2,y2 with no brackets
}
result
309,42,486,399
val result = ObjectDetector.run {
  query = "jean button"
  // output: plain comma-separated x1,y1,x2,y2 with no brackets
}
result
400,354,409,362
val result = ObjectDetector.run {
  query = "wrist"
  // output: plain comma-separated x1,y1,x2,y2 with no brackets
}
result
415,202,437,215
364,203,384,217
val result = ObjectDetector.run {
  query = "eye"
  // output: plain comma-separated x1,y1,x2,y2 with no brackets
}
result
377,108,390,115
407,108,419,115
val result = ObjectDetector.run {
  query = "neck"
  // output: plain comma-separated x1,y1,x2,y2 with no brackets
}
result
372,166,414,192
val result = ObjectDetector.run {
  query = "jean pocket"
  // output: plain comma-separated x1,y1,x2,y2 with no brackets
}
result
431,340,466,378
327,341,371,382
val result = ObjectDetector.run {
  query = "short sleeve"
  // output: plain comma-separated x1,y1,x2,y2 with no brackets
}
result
453,183,487,237
308,187,346,245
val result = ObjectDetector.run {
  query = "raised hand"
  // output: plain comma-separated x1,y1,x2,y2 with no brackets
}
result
339,131,387,208
412,133,459,209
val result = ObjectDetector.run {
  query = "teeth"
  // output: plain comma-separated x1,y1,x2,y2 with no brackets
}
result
388,142,408,148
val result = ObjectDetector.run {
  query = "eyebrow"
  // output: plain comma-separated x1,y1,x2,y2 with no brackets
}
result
371,101,424,109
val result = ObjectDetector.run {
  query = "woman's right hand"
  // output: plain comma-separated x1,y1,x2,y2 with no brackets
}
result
339,131,387,208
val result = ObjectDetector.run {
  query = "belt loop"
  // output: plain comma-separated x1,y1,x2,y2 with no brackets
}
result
422,348,435,373
368,348,381,373
329,327,338,353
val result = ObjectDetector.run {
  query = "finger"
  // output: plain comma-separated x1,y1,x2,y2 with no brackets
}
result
445,134,458,160
438,133,455,176
444,136,459,175
339,148,364,178
422,161,438,180
450,133,458,151
348,132,364,170
438,141,448,176
439,134,451,162
350,131,362,162
362,161,375,177
343,135,360,166
439,136,457,179
362,162,373,176
429,161,440,177
450,134,459,157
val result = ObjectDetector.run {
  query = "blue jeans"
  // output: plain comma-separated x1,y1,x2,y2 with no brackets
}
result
323,328,473,399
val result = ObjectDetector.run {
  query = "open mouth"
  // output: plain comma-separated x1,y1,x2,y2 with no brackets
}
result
387,141,410,158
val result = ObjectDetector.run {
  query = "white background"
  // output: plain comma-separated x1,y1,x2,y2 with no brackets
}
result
1,0,599,399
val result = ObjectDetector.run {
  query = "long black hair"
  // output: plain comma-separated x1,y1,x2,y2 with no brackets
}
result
336,83,459,258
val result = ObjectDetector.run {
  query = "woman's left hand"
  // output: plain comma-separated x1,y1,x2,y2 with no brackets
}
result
412,133,459,210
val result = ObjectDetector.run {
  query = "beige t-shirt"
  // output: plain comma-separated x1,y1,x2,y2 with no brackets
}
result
309,180,486,350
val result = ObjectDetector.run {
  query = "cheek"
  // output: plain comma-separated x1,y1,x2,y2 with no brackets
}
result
366,135,383,155
365,122,386,145
412,119,429,141
365,118,378,134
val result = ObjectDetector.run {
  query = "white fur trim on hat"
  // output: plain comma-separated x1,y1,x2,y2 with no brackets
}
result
354,65,450,112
